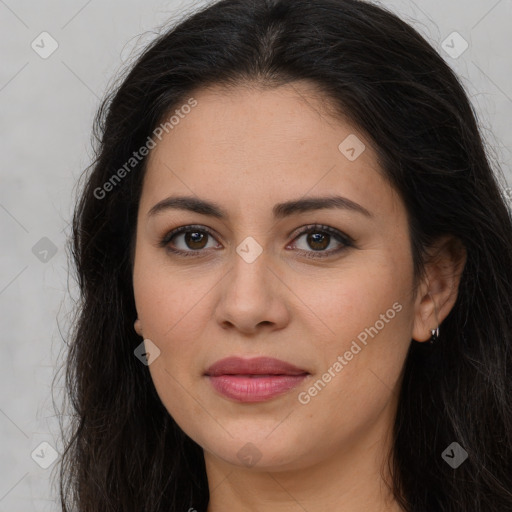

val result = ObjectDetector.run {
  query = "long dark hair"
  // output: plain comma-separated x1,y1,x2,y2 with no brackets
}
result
58,0,512,510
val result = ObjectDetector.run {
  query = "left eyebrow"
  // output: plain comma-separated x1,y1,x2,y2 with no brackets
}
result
147,194,373,219
273,195,373,219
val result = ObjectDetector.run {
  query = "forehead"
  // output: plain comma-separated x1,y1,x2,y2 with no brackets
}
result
140,82,401,222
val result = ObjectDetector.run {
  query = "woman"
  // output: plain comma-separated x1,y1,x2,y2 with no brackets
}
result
59,0,512,510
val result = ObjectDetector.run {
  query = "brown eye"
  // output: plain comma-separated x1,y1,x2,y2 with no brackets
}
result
160,225,220,256
289,224,354,259
183,231,208,250
160,223,353,259
306,232,330,251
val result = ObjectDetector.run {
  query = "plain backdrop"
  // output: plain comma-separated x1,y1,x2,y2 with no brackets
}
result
0,0,511,510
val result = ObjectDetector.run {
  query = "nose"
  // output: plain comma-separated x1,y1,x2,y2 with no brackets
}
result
214,249,290,335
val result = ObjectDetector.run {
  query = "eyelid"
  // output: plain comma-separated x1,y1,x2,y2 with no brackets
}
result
159,224,223,249
287,224,354,259
288,223,354,245
160,223,354,258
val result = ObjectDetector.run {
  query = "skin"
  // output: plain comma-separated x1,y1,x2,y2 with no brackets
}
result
132,81,466,512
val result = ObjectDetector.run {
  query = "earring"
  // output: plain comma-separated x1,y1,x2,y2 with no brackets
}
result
429,326,439,344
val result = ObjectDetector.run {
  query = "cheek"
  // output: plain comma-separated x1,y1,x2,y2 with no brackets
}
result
133,273,210,380
294,254,413,406
132,253,203,405
295,257,409,346
133,261,211,424
132,244,216,339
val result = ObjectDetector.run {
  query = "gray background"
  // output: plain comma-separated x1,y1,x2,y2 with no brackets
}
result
0,0,511,510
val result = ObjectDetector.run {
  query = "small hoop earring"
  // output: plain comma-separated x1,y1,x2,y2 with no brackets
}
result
429,326,439,344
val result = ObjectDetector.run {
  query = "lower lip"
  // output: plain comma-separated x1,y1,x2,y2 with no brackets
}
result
206,374,308,402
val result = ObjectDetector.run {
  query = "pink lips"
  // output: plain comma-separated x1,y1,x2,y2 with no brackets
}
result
205,356,309,402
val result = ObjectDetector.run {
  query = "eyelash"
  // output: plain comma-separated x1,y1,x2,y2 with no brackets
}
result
159,224,354,260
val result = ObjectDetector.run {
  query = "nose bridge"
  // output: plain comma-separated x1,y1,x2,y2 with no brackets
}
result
229,238,273,300
215,237,289,332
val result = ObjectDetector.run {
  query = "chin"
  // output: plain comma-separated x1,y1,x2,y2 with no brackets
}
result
200,428,314,471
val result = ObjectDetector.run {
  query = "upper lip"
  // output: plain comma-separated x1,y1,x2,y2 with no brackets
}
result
205,356,309,376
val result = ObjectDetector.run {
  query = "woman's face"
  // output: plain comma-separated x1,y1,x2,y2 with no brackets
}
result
132,82,423,472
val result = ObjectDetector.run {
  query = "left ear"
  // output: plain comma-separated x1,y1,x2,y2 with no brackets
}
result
134,318,144,337
412,234,467,342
